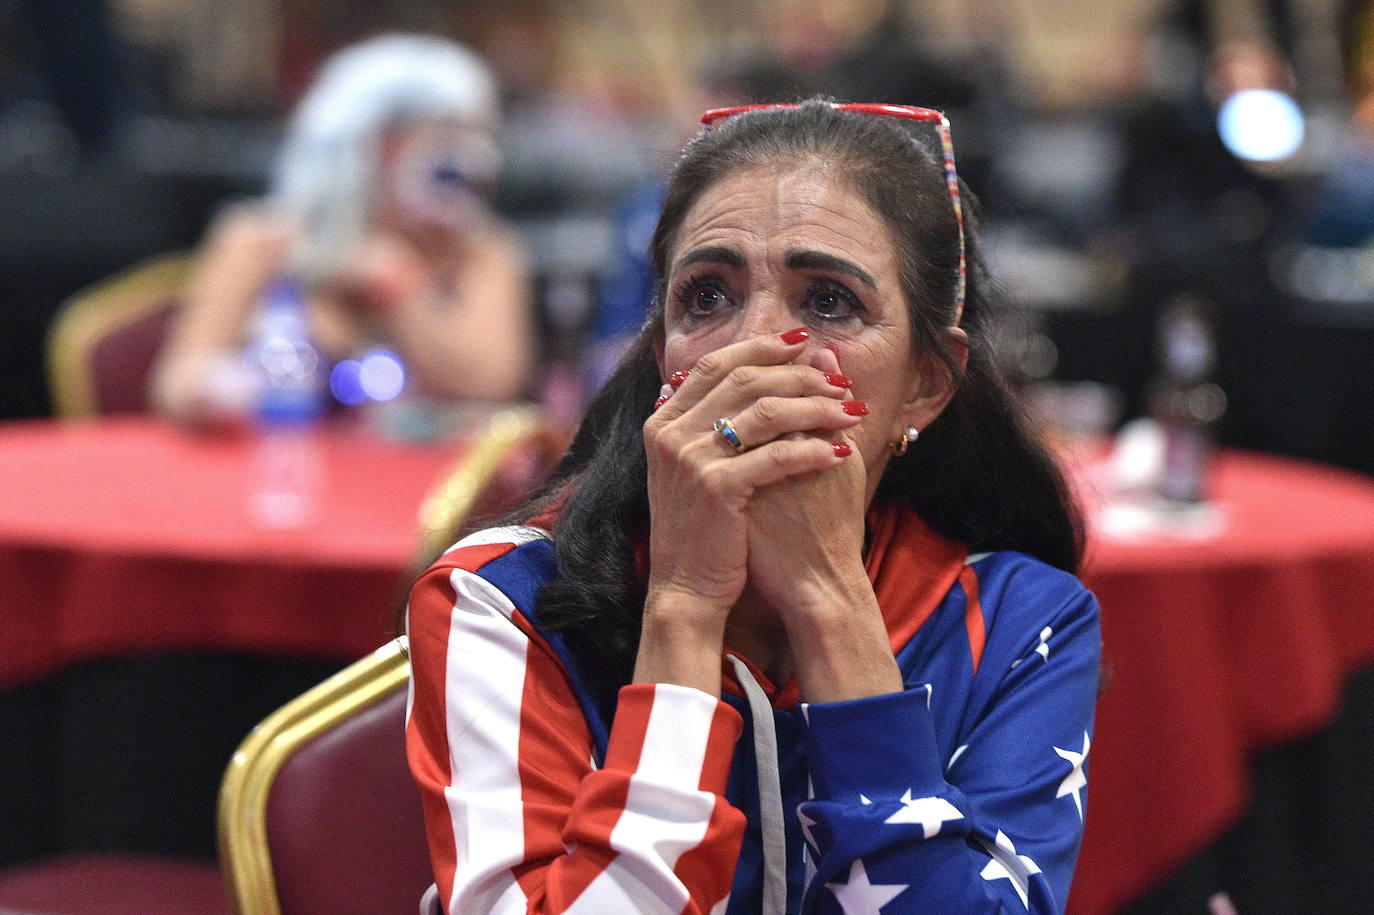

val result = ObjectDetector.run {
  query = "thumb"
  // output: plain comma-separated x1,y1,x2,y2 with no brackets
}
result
809,343,841,376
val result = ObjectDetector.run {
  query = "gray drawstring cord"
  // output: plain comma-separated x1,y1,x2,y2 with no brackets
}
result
726,654,788,915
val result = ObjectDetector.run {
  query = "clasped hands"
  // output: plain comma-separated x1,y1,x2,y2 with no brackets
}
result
642,327,876,636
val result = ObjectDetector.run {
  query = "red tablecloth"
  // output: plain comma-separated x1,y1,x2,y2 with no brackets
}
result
5,419,1372,910
0,417,462,689
1070,451,1374,913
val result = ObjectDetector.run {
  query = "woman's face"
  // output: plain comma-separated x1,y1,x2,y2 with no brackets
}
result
381,120,499,239
660,163,948,496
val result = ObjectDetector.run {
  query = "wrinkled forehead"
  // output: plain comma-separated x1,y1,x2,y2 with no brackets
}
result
679,161,885,241
667,153,878,245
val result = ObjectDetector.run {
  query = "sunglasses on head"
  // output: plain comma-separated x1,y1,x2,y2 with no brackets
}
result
699,102,966,325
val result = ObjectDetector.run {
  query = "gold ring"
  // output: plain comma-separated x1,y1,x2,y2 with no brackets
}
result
713,417,746,453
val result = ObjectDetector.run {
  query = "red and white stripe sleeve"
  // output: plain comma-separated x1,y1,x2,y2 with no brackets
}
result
405,534,746,914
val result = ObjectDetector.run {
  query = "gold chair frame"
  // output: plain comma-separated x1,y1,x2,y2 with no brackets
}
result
217,405,548,914
217,638,411,915
415,404,545,556
46,252,192,417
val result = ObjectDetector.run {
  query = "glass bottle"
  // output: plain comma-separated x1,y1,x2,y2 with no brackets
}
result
1147,293,1227,504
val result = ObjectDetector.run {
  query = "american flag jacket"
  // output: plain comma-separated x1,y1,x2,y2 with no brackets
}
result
406,509,1099,914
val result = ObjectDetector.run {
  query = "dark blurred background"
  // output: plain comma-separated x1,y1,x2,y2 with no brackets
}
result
2,0,1371,475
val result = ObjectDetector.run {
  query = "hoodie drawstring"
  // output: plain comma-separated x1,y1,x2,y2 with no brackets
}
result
726,654,788,914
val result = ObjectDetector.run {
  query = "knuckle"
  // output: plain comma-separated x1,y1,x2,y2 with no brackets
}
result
643,427,676,461
694,350,727,379
753,396,782,424
727,365,759,395
814,396,844,420
701,468,732,502
792,364,821,389
642,417,666,445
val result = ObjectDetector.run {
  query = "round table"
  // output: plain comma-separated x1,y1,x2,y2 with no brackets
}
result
7,420,1372,905
0,416,465,690
1069,450,1374,913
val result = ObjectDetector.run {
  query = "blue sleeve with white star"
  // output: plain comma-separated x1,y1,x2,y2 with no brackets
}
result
797,565,1099,913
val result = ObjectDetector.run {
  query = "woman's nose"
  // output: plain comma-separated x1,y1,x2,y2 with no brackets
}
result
736,293,793,342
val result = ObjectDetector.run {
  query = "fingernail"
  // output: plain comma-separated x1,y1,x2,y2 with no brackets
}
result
780,327,810,344
840,400,869,416
654,396,668,410
823,372,851,388
669,369,690,387
659,383,674,398
832,442,852,457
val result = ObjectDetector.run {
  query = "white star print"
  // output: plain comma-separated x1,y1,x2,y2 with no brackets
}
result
825,859,908,913
798,809,820,850
859,794,873,805
978,830,1042,909
883,789,964,838
1011,626,1053,668
947,744,969,771
1054,731,1091,820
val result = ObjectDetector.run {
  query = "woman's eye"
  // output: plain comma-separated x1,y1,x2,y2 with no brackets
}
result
807,282,862,319
676,280,731,317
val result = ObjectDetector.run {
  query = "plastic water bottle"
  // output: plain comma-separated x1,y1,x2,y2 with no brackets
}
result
245,277,327,528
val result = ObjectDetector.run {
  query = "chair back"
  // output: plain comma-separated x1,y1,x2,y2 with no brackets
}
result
416,405,568,557
218,639,432,915
218,407,569,914
46,253,192,416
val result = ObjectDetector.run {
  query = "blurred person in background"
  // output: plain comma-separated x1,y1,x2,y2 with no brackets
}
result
1076,2,1299,454
150,32,533,424
1307,0,1374,246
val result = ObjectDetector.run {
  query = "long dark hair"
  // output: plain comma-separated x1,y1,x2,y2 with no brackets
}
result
520,101,1082,707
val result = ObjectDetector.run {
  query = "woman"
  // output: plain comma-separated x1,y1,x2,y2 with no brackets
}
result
150,34,533,423
407,101,1099,913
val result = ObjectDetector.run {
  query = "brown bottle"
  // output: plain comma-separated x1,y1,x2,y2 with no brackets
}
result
1146,294,1227,503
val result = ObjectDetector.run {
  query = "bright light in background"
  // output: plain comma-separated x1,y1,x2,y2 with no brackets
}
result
330,350,407,405
1217,89,1304,162
329,359,366,405
358,349,406,402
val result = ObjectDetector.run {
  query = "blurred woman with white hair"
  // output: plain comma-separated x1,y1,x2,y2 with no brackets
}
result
151,33,534,423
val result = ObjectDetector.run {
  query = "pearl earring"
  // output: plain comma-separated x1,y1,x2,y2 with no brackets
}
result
890,426,920,457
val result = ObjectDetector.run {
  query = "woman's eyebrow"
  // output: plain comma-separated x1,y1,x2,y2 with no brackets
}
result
786,250,877,289
672,245,744,275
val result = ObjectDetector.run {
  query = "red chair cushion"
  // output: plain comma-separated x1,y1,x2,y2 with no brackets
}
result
89,300,178,414
265,685,433,914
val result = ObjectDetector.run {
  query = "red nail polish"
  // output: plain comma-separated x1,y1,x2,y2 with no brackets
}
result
832,442,852,457
669,369,690,387
823,373,852,388
654,396,668,410
841,400,868,416
780,327,810,345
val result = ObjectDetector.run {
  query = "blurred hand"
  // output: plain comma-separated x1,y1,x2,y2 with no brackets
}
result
333,234,432,314
208,205,295,300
